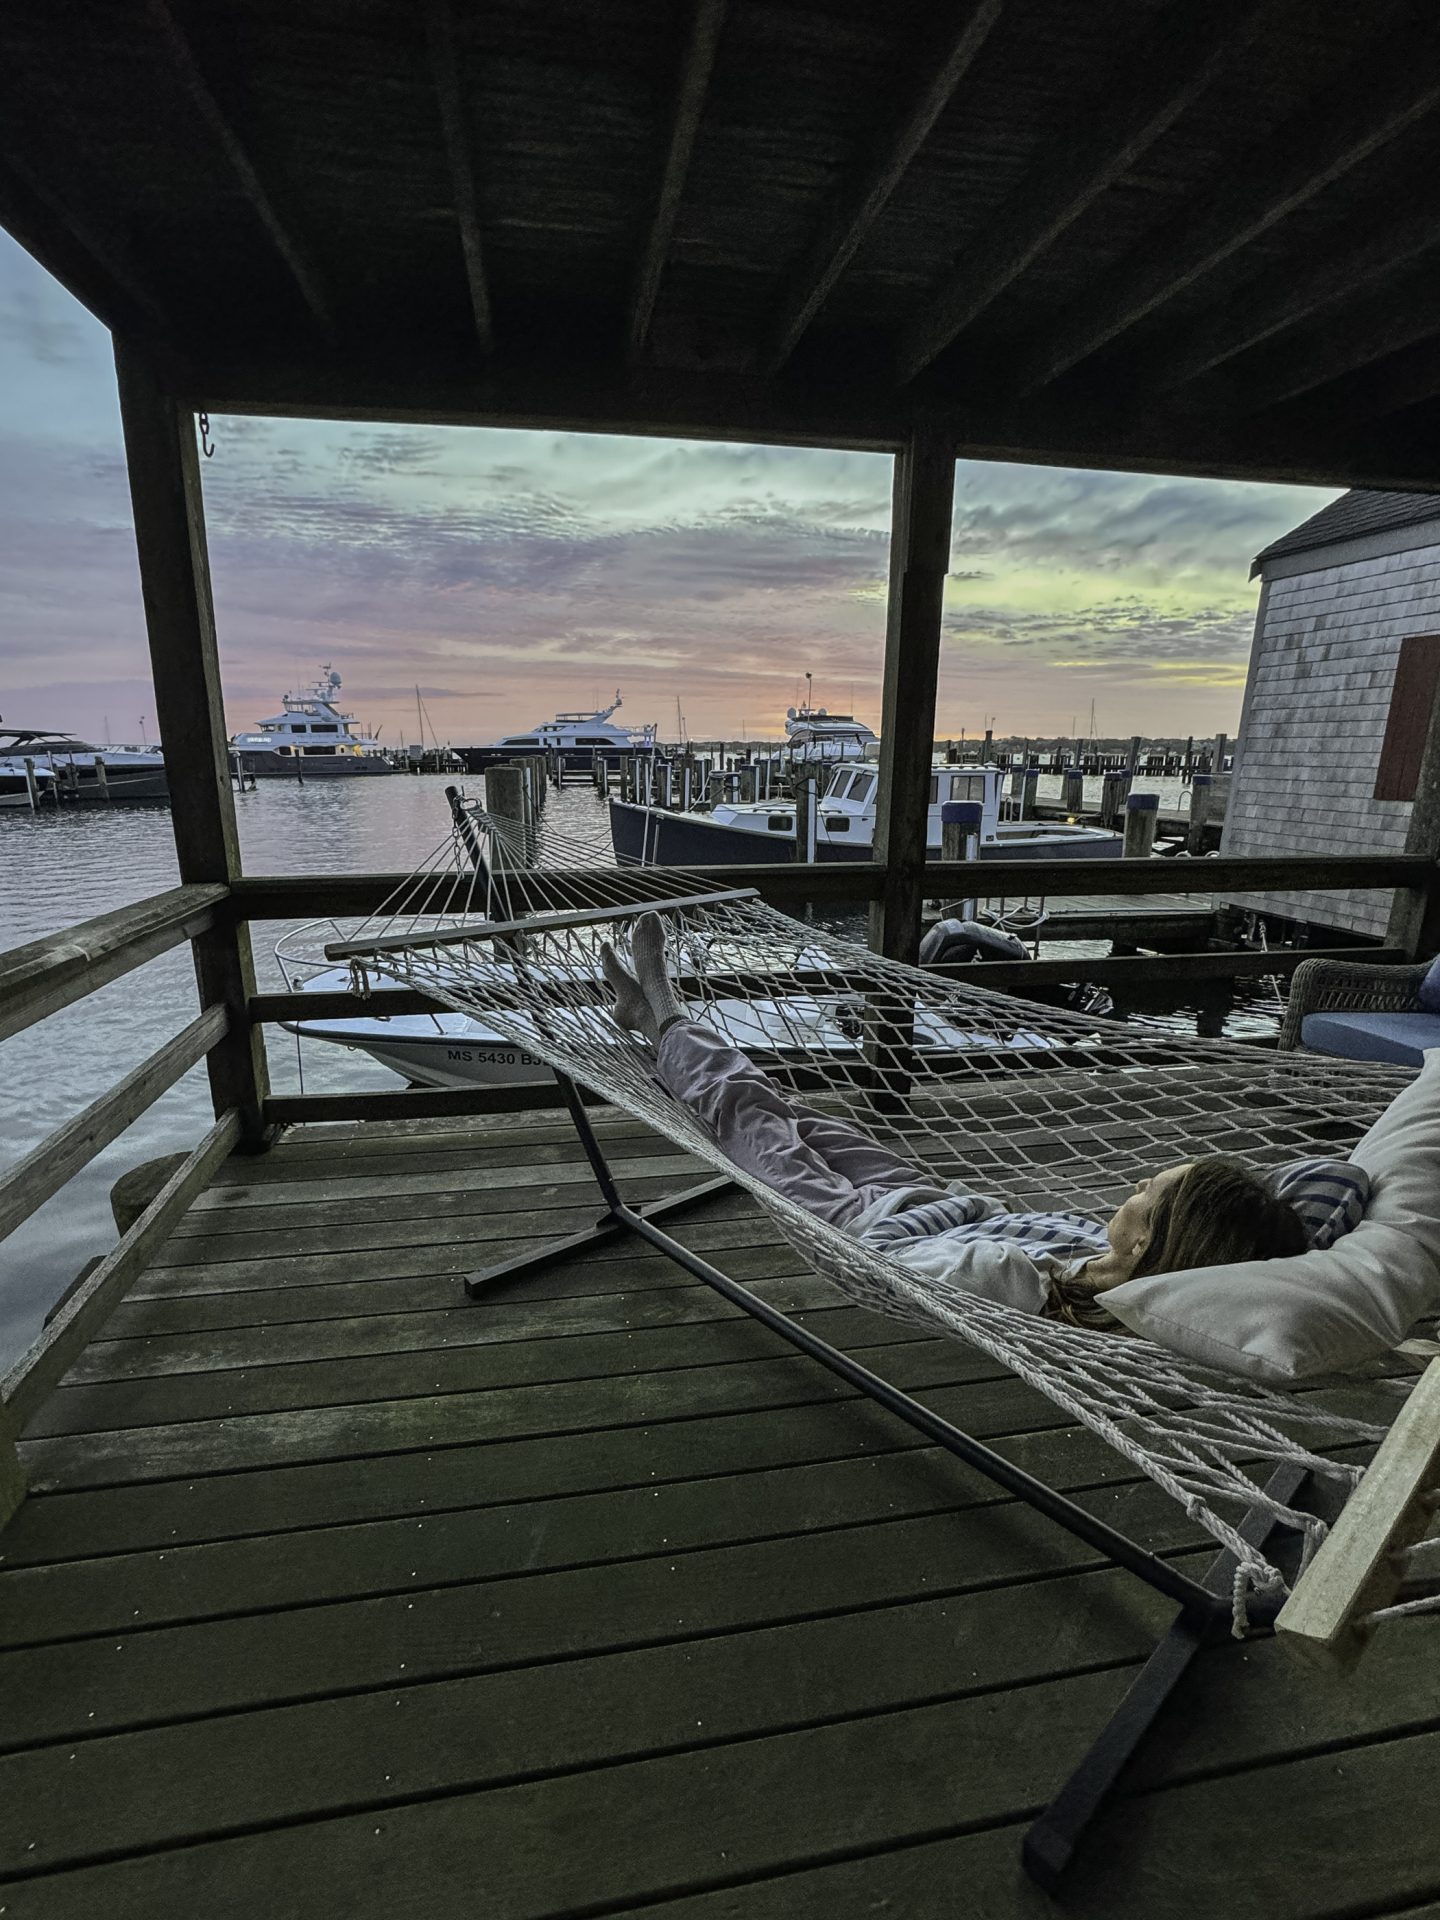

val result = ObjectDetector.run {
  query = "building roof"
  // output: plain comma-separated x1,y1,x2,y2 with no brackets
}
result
1252,489,1440,574
7,2,1440,483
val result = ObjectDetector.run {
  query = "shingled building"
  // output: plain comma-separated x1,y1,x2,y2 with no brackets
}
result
1223,490,1440,938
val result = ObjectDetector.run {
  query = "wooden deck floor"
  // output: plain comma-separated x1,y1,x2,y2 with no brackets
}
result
2,1112,1437,1918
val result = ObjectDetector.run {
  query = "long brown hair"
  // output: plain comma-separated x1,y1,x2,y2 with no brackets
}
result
1130,1156,1309,1280
1048,1157,1308,1331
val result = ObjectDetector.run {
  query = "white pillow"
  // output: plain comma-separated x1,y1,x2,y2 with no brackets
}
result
1103,1049,1440,1383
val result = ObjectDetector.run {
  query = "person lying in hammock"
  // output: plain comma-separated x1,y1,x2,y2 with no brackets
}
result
601,912,1313,1331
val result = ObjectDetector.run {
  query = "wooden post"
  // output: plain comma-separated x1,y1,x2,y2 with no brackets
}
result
0,1399,25,1528
22,757,39,811
870,422,955,962
114,341,270,1148
486,763,527,870
1212,730,1228,774
1060,764,1085,813
794,773,818,864
93,754,110,802
1386,654,1440,957
940,799,983,920
1188,772,1214,856
1123,791,1159,859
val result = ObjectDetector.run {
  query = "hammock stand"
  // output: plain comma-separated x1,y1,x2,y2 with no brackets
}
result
316,804,1437,1891
463,1056,1310,1892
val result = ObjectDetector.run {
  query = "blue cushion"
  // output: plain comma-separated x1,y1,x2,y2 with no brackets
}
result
1301,1009,1440,1067
1419,954,1440,1013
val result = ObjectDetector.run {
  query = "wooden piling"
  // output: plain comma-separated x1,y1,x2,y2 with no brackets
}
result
1123,791,1159,859
794,773,818,863
1060,765,1084,813
1187,772,1213,855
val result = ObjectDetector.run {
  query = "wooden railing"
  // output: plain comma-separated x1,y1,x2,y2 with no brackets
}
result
0,885,243,1522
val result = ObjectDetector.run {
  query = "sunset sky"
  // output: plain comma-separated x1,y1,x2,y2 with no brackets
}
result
1,228,1340,748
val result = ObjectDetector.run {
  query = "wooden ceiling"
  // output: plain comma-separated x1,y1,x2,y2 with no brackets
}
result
6,0,1440,482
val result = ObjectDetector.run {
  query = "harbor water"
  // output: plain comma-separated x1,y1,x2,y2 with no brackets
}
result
1,768,1245,1369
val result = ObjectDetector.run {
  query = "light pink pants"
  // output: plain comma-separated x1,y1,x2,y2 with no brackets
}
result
655,1018,942,1226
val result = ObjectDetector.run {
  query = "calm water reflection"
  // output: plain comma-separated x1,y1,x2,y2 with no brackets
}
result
0,776,610,1365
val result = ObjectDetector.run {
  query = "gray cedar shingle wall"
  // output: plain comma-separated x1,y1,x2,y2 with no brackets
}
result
1221,547,1431,937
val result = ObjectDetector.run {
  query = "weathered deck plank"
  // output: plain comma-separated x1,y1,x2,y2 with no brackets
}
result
0,1112,1433,1917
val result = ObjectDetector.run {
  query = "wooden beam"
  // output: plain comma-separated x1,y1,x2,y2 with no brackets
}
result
870,423,956,963
425,0,492,355
1,1111,240,1431
0,884,225,1045
1144,189,1440,396
627,0,727,362
894,0,1267,387
762,0,1005,376
1277,1358,1440,1670
927,945,1412,995
0,148,169,342
0,1004,228,1245
229,854,1434,925
145,0,331,330
1232,257,1440,414
115,341,271,1146
1007,22,1440,397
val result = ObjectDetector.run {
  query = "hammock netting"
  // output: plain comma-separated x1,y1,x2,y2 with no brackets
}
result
303,794,1435,1629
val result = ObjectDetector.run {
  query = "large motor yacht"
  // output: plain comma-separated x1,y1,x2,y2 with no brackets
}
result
0,727,168,803
782,703,877,767
230,667,393,776
610,760,1124,865
467,692,657,770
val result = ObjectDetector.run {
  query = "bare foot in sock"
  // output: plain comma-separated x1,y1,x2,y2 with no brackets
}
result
630,911,684,1031
600,942,659,1044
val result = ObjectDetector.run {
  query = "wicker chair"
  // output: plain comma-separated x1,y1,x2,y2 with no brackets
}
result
1278,957,1433,1051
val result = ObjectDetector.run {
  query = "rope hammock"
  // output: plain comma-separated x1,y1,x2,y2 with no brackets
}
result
308,794,1438,1636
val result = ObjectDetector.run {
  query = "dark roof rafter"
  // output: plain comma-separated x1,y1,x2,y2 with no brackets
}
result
1232,256,1440,415
759,0,1005,377
1141,184,1440,396
0,148,168,341
1005,18,1440,397
894,0,1271,388
627,0,727,363
425,0,492,355
147,0,332,332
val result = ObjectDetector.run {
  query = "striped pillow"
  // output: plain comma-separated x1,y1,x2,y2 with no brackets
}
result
1272,1158,1370,1250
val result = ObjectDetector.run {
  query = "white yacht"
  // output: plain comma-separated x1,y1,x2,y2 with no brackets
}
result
611,760,1124,865
0,726,167,804
473,692,657,769
0,756,57,807
782,703,877,767
230,667,393,777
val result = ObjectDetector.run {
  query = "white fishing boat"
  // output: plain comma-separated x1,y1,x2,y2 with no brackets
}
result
276,929,1054,1089
230,667,393,777
611,760,1123,865
469,691,658,770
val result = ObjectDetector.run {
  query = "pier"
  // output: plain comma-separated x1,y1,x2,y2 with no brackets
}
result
6,1,1440,1910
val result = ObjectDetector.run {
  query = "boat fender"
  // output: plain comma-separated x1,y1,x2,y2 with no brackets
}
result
918,918,1029,965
